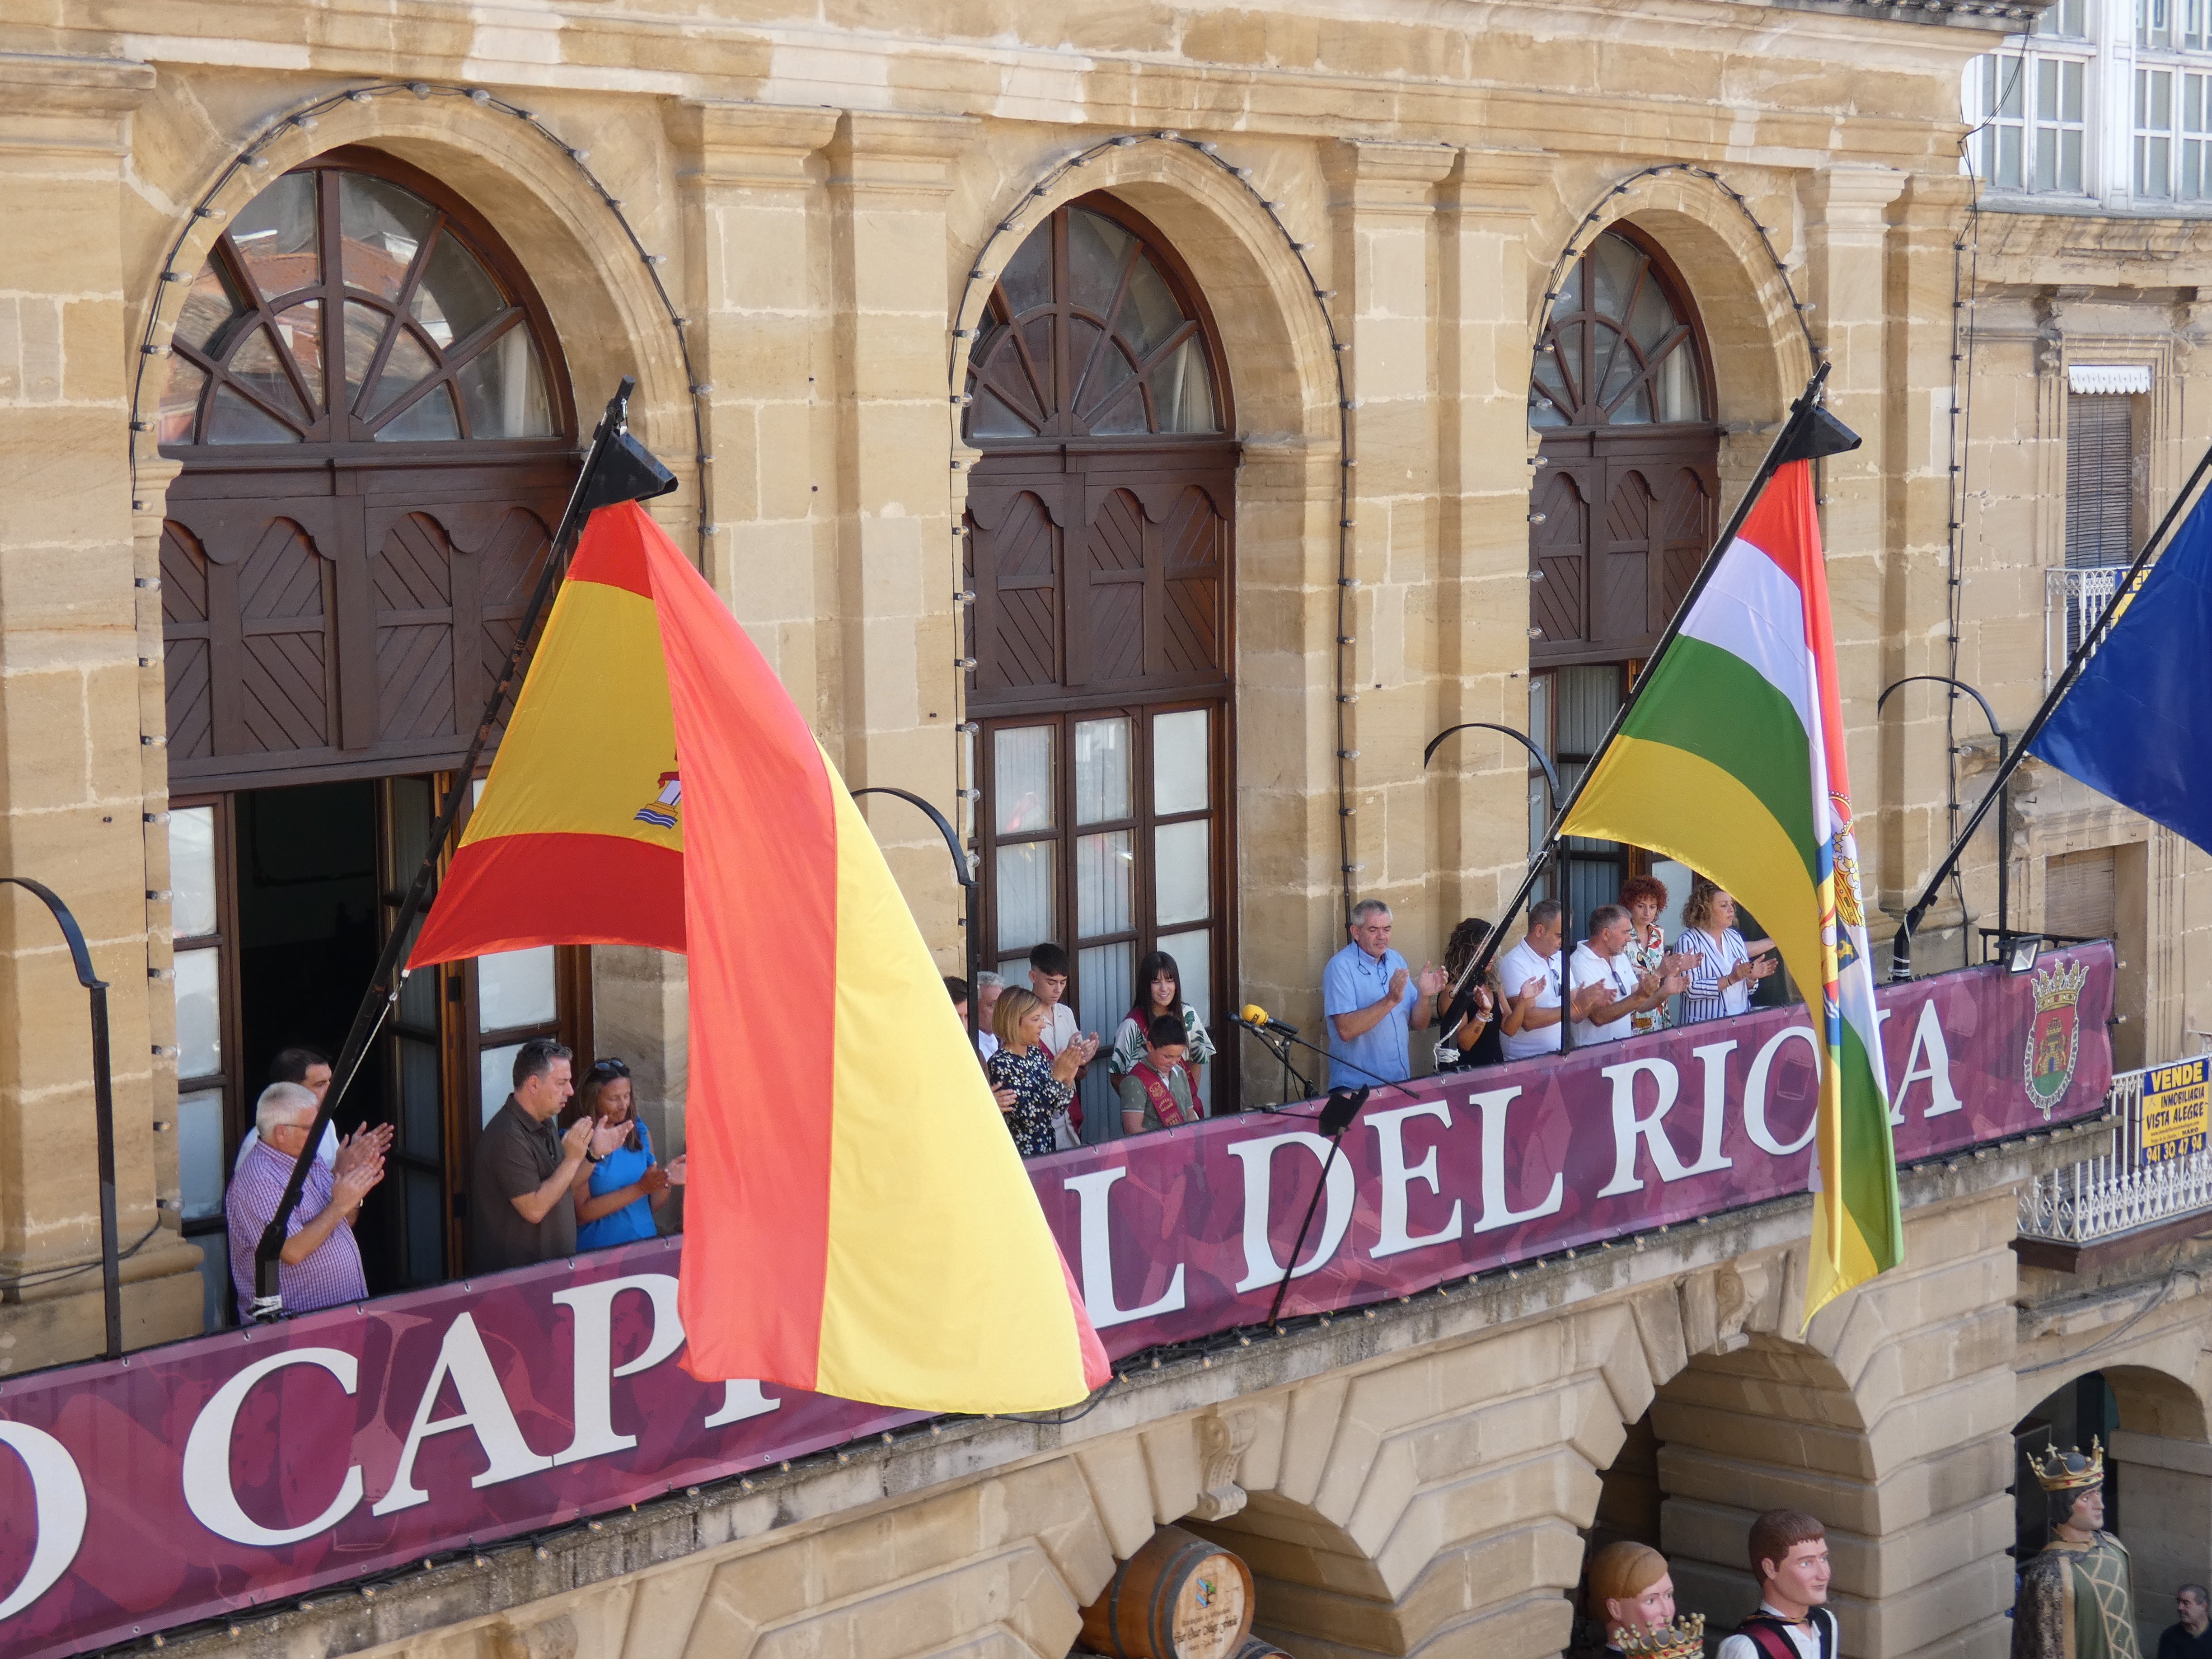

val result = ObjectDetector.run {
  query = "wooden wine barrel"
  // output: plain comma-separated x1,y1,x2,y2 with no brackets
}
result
1234,1639,1292,1659
1077,1525,1256,1659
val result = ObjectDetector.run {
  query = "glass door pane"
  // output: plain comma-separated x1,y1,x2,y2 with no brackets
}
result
169,799,234,1327
995,843,1056,955
479,1043,525,1125
170,807,219,937
478,947,557,1032
381,774,450,1287
176,1087,228,1223
1156,927,1213,1111
1152,709,1209,813
1077,942,1132,1141
1076,832,1132,937
1073,717,1130,824
994,726,1056,833
1153,820,1210,926
173,947,224,1078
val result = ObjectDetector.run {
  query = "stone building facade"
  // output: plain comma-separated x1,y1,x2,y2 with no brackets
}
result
7,0,2212,1655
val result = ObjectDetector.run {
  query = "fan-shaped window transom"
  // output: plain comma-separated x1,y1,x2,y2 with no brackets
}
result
1530,229,1708,431
160,160,564,449
966,202,1222,441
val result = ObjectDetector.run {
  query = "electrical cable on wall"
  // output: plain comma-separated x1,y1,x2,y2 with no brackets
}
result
1943,48,2025,958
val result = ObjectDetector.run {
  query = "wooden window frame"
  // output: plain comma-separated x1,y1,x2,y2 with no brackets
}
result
977,700,1232,1054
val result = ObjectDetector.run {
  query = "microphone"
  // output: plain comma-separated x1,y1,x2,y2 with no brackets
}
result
1239,1004,1301,1038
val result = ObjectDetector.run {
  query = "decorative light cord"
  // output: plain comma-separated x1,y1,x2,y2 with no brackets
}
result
1941,52,2022,940
946,131,1359,924
125,80,711,566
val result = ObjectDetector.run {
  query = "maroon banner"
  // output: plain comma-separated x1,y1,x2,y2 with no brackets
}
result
0,951,2111,1659
1039,947,2114,1348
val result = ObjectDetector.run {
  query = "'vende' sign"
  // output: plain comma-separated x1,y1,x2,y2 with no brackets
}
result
2140,1056,2209,1164
0,951,2112,1659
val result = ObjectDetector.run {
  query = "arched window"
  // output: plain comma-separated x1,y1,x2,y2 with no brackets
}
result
159,158,564,448
965,203,1220,441
961,196,1237,1130
1525,227,1720,926
1529,229,1709,431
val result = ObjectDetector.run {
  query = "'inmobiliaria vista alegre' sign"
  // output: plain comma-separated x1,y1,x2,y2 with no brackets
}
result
0,949,2113,1658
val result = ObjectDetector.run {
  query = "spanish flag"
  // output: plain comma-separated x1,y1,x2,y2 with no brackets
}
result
412,501,1109,1412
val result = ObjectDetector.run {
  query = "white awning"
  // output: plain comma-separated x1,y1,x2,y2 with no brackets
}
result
2068,364,2152,395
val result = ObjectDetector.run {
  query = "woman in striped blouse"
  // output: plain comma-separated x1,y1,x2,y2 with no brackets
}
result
1674,877,1779,1024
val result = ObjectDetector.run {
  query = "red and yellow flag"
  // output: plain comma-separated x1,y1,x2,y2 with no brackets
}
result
412,502,1109,1412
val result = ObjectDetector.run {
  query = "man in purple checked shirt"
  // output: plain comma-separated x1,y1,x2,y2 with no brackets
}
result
225,1080,390,1317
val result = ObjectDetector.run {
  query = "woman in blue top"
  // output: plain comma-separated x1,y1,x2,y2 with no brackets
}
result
568,1058,683,1250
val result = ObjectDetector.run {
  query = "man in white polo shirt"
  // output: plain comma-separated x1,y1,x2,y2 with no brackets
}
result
1569,904,1681,1046
1498,900,1567,1061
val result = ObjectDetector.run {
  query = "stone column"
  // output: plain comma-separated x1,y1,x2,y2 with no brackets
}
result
630,102,842,1172
1434,147,1551,933
1875,174,1975,972
826,112,976,966
0,51,204,1367
1320,138,1456,988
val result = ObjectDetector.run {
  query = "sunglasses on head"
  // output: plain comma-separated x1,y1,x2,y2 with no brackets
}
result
585,1058,631,1082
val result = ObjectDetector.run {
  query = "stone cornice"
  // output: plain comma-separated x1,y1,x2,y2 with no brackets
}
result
1323,139,1460,215
1443,146,1554,220
826,110,979,198
1766,0,2055,29
0,50,155,157
668,100,839,190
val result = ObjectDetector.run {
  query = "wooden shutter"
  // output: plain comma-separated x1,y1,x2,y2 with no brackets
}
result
2044,847,2117,939
2065,394,2134,567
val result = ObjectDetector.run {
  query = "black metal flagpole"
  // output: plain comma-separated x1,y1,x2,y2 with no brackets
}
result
1448,362,1858,1005
249,379,677,1318
1886,431,2212,981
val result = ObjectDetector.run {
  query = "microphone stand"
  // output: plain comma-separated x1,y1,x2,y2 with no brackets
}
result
1235,1018,1312,1105
1234,1018,1421,1326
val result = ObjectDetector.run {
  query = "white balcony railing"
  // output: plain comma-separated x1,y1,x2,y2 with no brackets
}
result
2043,565,2139,691
2018,1062,2212,1245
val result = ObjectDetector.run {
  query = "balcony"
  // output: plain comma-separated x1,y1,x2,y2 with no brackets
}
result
2044,563,2141,689
2015,1056,2212,1269
0,947,2119,1659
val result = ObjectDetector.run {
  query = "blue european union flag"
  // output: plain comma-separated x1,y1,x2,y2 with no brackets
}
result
2029,489,2212,853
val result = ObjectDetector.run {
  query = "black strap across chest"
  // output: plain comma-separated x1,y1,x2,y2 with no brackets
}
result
1737,1610,1834,1659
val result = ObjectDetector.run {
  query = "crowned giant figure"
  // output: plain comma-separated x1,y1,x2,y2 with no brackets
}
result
2014,1439,2141,1659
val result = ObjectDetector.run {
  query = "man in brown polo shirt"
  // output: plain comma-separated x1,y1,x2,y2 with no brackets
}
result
469,1039,621,1273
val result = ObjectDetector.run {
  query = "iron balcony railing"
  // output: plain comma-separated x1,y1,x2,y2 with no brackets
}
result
2019,1059,2212,1244
2043,565,2142,691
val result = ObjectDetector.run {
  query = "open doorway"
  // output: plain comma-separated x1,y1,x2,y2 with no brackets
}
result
231,780,402,1292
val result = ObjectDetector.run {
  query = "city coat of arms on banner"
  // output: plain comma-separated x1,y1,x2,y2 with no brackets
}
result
2025,959,2089,1116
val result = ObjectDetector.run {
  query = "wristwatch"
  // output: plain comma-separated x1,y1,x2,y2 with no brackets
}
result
585,1148,605,1164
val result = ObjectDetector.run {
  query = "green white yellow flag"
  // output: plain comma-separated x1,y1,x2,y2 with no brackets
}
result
1561,459,1902,1319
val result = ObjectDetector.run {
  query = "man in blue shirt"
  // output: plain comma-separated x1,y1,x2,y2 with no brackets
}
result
1323,900,1445,1087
